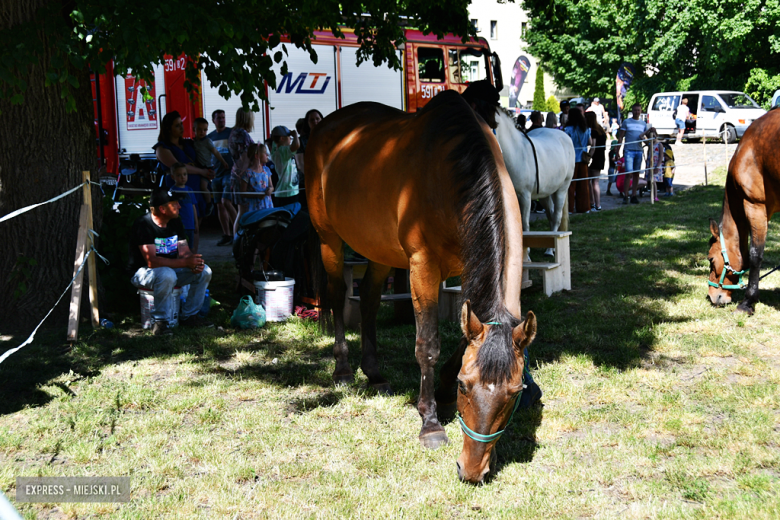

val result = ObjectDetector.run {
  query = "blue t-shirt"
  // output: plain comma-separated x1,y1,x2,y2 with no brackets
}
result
620,118,651,151
207,127,234,178
563,126,591,163
171,185,196,230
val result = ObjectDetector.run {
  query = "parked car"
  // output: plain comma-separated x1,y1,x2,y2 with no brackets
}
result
647,90,766,143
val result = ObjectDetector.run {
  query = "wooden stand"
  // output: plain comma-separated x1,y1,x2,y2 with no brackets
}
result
66,171,100,342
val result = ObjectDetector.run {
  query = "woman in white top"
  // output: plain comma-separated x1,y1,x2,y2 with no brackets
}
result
675,98,690,145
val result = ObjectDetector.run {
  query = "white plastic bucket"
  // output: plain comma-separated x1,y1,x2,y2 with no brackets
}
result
254,277,295,321
139,287,182,329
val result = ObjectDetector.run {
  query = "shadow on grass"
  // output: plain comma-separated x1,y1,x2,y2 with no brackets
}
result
6,172,780,437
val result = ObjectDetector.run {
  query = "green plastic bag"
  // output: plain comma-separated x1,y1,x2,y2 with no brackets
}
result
230,296,266,329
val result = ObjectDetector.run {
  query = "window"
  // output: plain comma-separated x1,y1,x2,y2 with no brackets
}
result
521,22,527,39
490,21,497,39
702,95,724,112
459,48,488,83
448,49,461,83
718,92,759,109
417,48,445,83
651,95,679,112
471,19,479,31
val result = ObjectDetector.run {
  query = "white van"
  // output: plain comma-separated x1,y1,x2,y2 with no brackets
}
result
647,90,766,143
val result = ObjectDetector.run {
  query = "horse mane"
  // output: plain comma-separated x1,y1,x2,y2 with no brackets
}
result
421,92,520,384
497,106,527,133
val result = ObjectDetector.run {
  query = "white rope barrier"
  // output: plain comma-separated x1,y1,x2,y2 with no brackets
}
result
0,182,87,224
110,186,304,197
0,243,106,365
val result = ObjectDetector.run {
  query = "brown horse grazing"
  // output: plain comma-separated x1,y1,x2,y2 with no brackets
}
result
708,108,780,314
306,90,537,483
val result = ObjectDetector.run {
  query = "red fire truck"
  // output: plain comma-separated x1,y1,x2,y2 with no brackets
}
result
91,28,503,180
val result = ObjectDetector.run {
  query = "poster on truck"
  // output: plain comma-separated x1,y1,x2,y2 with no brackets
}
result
124,75,158,131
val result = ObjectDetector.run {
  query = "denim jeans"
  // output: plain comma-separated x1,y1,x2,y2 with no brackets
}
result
131,265,212,324
624,150,644,176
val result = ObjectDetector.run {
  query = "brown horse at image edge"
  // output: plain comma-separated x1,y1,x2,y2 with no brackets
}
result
708,108,780,313
305,91,537,484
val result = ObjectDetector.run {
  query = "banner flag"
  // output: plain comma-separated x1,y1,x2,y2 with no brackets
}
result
615,62,635,125
508,56,532,109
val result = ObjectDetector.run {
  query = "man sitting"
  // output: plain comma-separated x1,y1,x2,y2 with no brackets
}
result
129,187,213,335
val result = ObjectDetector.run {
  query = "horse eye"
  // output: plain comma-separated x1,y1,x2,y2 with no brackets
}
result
457,380,468,395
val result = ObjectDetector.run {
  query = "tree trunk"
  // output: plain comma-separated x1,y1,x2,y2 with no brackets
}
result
0,0,97,331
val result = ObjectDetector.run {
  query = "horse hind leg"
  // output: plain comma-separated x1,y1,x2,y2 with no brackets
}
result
358,261,393,394
737,203,768,315
542,194,559,256
319,234,353,384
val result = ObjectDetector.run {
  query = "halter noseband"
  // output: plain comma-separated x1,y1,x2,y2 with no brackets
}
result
457,348,530,443
708,229,748,290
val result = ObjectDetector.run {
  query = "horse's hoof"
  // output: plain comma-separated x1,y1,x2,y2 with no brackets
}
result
419,430,449,449
736,301,755,315
333,372,355,386
370,382,393,395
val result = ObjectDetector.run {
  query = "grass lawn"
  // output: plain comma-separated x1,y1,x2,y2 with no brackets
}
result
2,166,780,519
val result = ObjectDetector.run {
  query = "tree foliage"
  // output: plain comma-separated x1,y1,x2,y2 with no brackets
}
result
521,0,780,109
532,67,546,110
1,0,476,112
545,95,560,113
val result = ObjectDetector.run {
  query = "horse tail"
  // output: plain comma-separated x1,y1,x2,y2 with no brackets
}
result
308,225,333,334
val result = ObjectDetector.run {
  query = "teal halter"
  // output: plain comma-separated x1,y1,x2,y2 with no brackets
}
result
708,230,748,291
457,348,530,443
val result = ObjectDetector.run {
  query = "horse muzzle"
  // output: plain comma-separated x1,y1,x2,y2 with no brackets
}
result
456,447,497,484
708,288,732,306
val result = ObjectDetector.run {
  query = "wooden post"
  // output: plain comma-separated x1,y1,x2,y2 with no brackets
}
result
703,133,708,186
649,139,655,205
67,207,89,342
82,171,100,328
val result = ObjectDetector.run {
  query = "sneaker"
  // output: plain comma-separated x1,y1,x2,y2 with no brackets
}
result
591,204,597,211
216,235,233,246
630,196,640,204
622,197,629,205
180,314,214,329
595,206,602,211
152,320,173,336
204,202,215,218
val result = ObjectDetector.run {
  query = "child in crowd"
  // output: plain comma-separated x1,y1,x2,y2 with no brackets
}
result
193,117,230,216
606,139,619,195
663,143,676,196
610,118,619,139
170,162,199,253
651,137,665,201
270,125,300,207
242,143,274,212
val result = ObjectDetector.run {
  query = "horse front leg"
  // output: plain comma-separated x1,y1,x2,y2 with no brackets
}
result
320,236,353,384
435,337,467,420
409,256,448,449
517,191,532,262
359,261,393,393
737,204,767,315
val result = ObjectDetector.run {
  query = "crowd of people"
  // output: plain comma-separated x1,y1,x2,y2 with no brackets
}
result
153,107,323,251
128,107,323,335
531,98,677,214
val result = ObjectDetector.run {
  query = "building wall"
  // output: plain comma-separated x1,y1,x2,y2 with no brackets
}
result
466,0,575,108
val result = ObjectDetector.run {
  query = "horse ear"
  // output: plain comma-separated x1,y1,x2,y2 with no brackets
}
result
512,311,537,351
709,218,719,239
460,300,484,341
